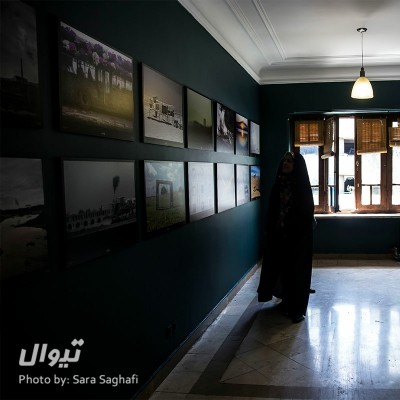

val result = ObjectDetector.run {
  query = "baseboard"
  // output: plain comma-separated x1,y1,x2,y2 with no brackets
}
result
134,261,261,399
314,253,393,260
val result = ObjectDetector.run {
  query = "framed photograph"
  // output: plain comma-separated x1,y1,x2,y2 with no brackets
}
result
236,164,250,206
0,1,42,128
62,159,137,266
188,162,215,222
216,103,234,153
144,161,186,233
142,65,183,147
250,165,261,200
217,163,235,212
250,121,260,155
186,88,213,150
235,114,249,155
58,21,134,140
0,158,47,279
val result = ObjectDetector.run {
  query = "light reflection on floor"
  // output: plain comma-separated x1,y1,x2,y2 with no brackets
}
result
151,262,400,400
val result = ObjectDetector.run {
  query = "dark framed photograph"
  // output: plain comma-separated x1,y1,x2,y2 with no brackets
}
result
250,165,261,200
186,88,213,150
235,114,249,155
142,65,183,147
188,162,215,222
0,157,47,279
59,21,134,140
62,159,137,266
217,163,235,212
144,161,186,233
0,1,42,128
216,103,235,153
250,121,260,156
236,164,250,206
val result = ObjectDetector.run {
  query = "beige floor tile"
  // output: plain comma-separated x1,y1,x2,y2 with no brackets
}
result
174,353,214,373
149,392,188,400
156,370,201,393
220,356,255,382
188,335,226,355
221,369,271,385
236,346,288,371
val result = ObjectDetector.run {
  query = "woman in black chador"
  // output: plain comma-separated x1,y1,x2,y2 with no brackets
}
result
257,151,315,323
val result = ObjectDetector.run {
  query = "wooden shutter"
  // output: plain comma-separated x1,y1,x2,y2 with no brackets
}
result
322,117,335,158
389,127,400,147
294,120,324,146
356,118,387,154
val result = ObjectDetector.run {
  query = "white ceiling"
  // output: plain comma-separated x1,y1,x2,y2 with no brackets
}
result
178,0,400,84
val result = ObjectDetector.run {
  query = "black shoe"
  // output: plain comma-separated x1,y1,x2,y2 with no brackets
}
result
309,288,316,294
292,314,305,323
277,302,289,316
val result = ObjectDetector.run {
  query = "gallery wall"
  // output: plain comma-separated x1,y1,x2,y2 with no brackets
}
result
0,1,262,399
260,81,400,254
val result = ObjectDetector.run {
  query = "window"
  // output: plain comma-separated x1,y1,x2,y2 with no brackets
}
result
291,113,400,213
338,118,355,211
299,146,320,206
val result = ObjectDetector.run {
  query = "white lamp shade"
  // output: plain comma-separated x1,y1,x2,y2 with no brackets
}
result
351,76,374,99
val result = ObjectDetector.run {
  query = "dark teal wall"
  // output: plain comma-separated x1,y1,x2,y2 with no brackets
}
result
1,1,261,399
260,81,400,254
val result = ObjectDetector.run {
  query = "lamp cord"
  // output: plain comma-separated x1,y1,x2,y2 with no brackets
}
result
361,31,364,69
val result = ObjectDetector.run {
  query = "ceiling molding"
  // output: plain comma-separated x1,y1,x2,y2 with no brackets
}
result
252,0,286,61
259,65,400,85
226,0,272,65
179,0,400,85
178,0,261,83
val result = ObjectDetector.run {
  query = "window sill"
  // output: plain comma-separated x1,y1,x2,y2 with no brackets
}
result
315,213,400,219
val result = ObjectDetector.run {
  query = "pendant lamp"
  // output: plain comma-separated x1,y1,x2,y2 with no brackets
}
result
351,27,373,99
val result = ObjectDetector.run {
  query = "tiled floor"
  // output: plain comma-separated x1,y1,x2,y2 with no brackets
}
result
149,260,400,400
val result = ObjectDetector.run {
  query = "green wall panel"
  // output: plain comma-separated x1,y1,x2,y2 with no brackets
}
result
0,1,261,399
260,81,400,254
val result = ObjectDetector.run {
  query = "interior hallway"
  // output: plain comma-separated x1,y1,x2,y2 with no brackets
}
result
148,259,400,400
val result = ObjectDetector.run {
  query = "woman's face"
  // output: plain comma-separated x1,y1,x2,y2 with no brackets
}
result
282,154,294,174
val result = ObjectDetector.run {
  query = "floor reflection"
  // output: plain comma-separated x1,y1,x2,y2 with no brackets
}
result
222,267,400,390
152,264,400,400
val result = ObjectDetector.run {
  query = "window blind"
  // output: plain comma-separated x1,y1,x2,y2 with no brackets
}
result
356,118,387,154
294,120,324,146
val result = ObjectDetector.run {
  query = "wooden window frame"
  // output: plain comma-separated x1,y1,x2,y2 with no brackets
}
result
290,113,400,214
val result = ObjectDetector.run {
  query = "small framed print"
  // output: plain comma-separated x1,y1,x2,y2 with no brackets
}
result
62,159,137,266
250,165,261,200
217,163,235,212
144,160,186,233
236,164,250,206
250,121,260,156
1,1,42,128
0,157,48,279
58,21,134,140
216,103,234,153
186,88,213,150
188,162,215,221
235,114,249,155
142,65,184,147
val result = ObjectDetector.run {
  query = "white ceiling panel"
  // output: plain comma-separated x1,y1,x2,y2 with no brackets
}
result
179,0,400,84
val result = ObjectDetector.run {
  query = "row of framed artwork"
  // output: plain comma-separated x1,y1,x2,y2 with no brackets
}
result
0,157,261,278
1,1,260,156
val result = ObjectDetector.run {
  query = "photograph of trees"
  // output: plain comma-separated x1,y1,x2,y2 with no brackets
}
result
58,22,134,140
